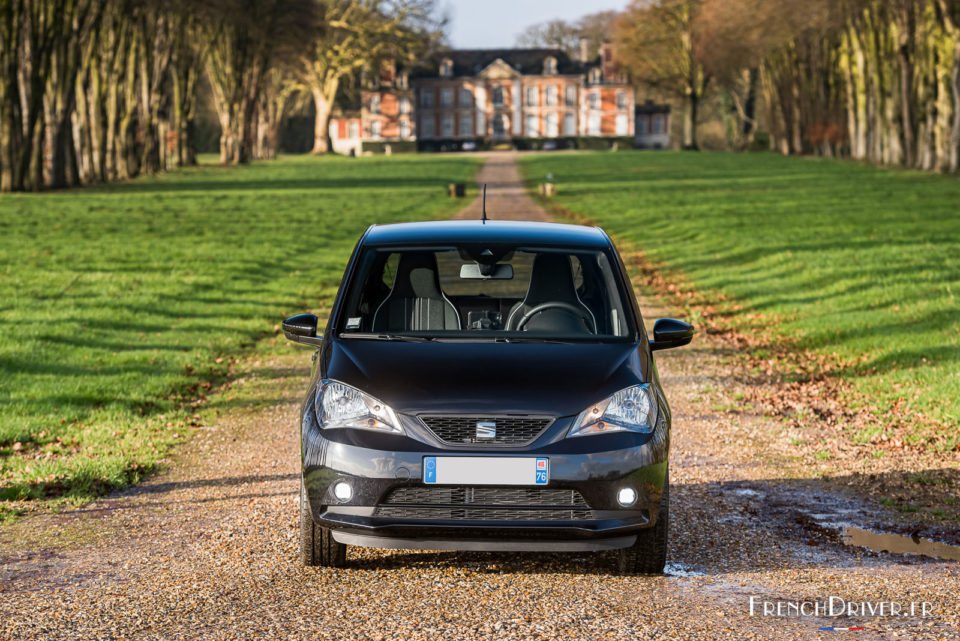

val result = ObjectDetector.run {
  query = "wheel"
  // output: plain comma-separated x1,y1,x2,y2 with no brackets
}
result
300,480,347,567
617,472,669,575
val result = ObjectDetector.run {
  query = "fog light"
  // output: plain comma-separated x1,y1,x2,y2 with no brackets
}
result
333,481,352,502
617,487,637,507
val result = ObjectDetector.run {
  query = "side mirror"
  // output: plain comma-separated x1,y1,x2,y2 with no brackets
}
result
282,313,324,347
650,318,694,351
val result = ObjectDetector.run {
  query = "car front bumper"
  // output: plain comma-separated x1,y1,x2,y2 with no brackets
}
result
302,415,669,552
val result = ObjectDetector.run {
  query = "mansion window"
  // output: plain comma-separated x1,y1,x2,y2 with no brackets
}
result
492,86,505,107
440,88,454,108
587,114,600,136
397,73,408,89
460,88,473,108
421,116,435,138
589,68,602,84
440,59,453,78
526,86,538,107
459,112,472,137
616,114,629,135
370,120,381,138
653,114,666,134
441,113,454,137
420,89,434,108
563,112,576,136
617,91,627,109
565,85,576,106
348,121,359,139
492,114,506,135
589,90,600,110
545,85,558,106
545,113,558,137
399,119,411,139
369,95,380,114
399,96,411,114
637,115,649,134
525,113,538,137
543,57,557,75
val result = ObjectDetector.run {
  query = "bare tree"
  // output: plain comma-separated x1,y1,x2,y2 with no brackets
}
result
203,0,313,164
515,11,618,60
298,0,441,154
614,0,712,149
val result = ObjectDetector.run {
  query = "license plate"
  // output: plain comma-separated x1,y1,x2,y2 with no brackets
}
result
423,456,548,485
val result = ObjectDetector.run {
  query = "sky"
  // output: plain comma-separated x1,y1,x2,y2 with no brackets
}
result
442,0,631,49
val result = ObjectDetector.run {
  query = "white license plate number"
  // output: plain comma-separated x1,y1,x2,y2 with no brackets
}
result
423,456,548,485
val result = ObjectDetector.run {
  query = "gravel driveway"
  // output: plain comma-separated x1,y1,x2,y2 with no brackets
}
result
1,156,957,640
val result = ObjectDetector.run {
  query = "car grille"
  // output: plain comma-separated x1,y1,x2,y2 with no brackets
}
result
418,415,552,446
374,486,594,521
374,506,593,520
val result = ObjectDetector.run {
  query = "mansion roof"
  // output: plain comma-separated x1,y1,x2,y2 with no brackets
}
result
414,48,589,78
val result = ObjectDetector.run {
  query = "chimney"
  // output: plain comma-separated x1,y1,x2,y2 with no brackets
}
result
601,42,616,79
579,38,589,63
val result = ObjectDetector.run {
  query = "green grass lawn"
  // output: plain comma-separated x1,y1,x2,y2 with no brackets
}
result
0,153,478,508
521,151,960,449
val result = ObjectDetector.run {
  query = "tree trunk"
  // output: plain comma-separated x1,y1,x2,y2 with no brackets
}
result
789,52,802,154
311,84,336,154
849,24,868,160
896,5,917,167
743,67,758,144
184,118,197,165
950,40,960,172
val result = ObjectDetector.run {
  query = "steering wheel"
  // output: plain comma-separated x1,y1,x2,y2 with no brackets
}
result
515,302,597,334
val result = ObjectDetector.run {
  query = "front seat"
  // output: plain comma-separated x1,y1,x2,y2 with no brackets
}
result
505,254,596,333
372,253,461,331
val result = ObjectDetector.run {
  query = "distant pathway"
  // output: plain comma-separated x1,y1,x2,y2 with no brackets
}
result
454,152,550,222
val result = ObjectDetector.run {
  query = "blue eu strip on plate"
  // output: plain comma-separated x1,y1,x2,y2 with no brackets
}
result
422,456,549,485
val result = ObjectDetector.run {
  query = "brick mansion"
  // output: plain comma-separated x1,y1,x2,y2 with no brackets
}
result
329,45,671,154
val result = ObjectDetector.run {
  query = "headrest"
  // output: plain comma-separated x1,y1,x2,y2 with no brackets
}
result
522,253,579,306
391,252,443,299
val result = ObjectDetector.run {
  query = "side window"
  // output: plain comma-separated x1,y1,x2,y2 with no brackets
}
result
381,253,399,289
571,256,584,290
596,252,628,336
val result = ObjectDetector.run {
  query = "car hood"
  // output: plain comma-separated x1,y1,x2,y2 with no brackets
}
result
324,339,648,416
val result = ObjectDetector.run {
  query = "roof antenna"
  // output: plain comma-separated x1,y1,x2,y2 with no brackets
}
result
481,184,487,224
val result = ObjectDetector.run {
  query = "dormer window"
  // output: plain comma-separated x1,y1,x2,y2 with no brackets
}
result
440,58,454,78
397,72,408,89
589,68,602,84
543,56,557,75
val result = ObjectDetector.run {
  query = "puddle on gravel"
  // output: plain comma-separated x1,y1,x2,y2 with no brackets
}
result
842,527,960,563
664,562,706,577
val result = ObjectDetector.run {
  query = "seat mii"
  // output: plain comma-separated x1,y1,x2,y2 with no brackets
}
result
283,220,694,574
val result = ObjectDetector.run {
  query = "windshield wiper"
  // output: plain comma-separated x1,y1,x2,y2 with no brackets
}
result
341,332,434,342
494,336,576,344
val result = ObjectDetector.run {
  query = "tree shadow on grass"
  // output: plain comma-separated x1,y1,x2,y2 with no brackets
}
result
84,176,469,195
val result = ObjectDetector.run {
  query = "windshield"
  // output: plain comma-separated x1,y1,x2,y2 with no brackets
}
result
337,245,634,341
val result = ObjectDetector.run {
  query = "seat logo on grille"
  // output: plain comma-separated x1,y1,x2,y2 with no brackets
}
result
475,421,497,439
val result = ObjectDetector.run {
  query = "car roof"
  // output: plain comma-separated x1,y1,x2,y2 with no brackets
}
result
362,220,611,249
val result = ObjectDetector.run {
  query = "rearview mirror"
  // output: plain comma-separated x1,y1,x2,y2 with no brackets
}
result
459,263,514,280
282,313,324,347
650,318,694,351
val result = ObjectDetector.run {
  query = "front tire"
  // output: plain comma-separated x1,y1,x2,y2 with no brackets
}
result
300,481,347,567
617,472,669,575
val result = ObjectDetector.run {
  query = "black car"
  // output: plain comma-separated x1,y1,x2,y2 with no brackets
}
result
283,220,694,574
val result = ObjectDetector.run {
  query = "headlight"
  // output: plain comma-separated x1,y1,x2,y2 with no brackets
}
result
568,384,658,437
314,380,402,433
